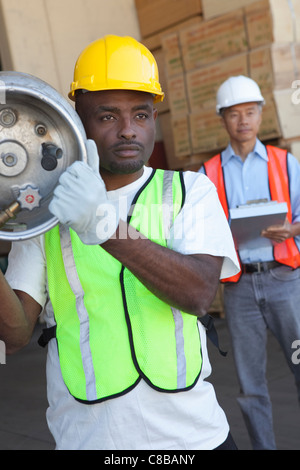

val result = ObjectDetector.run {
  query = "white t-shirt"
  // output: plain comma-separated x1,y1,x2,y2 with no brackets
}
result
5,167,239,450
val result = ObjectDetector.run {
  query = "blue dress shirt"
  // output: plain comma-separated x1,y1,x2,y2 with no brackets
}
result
199,139,300,263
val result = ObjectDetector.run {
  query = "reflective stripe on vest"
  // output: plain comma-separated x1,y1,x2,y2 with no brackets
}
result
203,146,300,282
45,169,202,402
161,172,188,387
59,224,97,401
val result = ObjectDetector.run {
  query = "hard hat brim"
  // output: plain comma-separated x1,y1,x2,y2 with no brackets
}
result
68,86,164,103
216,98,265,115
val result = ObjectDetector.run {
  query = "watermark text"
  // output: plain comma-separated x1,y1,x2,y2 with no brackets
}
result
291,80,300,105
0,80,6,105
95,199,205,245
0,340,6,365
292,340,300,365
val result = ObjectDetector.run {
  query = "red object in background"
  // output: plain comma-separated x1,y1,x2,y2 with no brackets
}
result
148,141,169,170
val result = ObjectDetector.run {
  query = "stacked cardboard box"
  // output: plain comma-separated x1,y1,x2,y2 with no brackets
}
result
135,0,202,38
135,0,203,169
136,0,300,168
135,0,300,316
201,0,258,19
247,0,300,157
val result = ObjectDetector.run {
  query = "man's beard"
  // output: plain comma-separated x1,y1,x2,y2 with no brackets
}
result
108,159,145,175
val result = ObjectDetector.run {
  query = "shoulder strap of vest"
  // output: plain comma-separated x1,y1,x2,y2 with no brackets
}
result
38,325,56,348
161,170,183,240
266,145,300,268
203,154,229,219
198,314,227,357
266,145,291,219
204,154,241,283
129,168,157,209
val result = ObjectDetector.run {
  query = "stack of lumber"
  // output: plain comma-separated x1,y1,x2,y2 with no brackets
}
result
135,0,300,170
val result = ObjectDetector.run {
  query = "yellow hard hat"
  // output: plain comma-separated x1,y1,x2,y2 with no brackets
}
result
69,35,164,103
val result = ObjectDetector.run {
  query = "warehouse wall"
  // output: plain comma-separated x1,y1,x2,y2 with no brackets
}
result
0,0,141,100
0,0,163,262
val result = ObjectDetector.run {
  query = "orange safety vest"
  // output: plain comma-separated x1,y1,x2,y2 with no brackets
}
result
203,145,300,282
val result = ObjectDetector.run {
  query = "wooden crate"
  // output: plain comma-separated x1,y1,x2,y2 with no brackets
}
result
166,74,189,115
179,10,248,71
161,32,184,77
158,113,192,168
142,0,300,170
189,109,228,154
142,16,203,52
274,88,300,139
258,93,282,141
186,53,249,112
151,49,170,114
134,0,202,38
201,0,296,44
290,141,300,163
201,0,256,20
245,0,295,48
291,0,300,42
249,43,300,95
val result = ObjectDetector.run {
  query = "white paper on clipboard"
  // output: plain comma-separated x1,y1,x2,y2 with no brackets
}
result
229,200,288,248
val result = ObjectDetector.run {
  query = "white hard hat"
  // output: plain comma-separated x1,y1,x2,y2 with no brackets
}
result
216,75,265,114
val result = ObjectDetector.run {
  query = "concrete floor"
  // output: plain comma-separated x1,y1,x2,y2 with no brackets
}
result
208,318,300,450
0,319,299,450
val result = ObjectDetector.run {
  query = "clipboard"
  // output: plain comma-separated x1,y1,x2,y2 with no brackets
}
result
229,200,288,248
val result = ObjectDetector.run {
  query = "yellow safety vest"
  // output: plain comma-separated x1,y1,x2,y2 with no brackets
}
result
43,169,203,403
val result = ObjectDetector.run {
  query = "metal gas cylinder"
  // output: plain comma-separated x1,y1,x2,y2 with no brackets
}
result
0,71,87,241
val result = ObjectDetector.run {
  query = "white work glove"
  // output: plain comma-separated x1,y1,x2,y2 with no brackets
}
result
49,139,118,245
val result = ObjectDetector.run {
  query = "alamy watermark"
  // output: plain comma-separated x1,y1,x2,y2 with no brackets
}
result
95,199,205,245
0,80,6,105
292,340,300,365
291,80,300,105
0,340,6,365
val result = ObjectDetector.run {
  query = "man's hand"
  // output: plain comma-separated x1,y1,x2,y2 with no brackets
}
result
261,218,300,244
49,139,118,245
